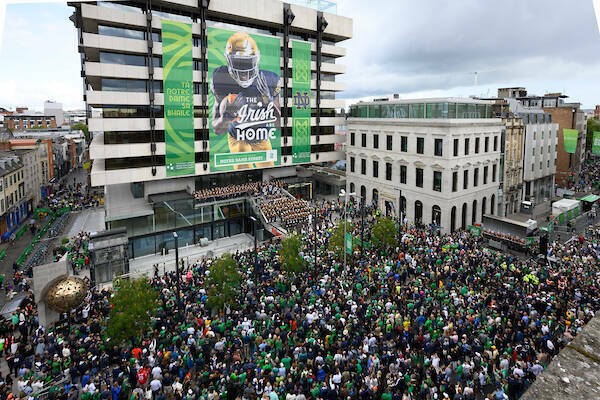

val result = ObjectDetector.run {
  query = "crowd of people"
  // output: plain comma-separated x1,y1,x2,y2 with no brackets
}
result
194,182,287,203
0,196,598,400
563,158,600,194
259,197,312,230
66,232,91,274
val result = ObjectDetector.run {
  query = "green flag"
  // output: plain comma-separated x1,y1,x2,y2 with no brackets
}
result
563,129,578,154
345,233,352,254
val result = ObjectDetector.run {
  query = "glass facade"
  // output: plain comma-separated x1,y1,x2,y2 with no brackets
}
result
112,198,254,258
349,102,494,119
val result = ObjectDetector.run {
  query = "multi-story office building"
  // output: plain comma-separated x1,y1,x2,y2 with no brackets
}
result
347,98,502,233
44,101,65,127
516,93,586,187
4,111,58,131
0,152,26,238
14,149,41,211
69,0,351,256
498,116,524,216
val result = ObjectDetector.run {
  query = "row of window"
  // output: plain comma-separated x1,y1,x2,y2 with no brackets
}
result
531,159,556,171
98,77,337,99
349,157,497,191
103,126,336,144
350,133,499,156
531,145,558,156
349,102,494,119
100,105,338,119
104,145,335,170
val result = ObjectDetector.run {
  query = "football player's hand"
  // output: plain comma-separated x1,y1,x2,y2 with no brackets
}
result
257,72,273,104
219,93,245,121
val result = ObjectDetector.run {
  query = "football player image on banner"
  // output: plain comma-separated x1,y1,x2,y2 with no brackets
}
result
208,28,281,171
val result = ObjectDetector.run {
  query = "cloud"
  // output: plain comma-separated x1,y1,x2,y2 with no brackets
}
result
337,0,600,107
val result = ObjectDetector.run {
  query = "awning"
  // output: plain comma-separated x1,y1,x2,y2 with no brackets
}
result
581,194,600,203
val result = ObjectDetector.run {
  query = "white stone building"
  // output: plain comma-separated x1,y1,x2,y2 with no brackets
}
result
347,98,503,233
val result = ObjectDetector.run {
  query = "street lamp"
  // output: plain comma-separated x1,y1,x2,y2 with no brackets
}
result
172,232,181,319
249,216,258,274
338,189,356,273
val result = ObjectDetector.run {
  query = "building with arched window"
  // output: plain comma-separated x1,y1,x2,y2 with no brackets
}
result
346,98,502,233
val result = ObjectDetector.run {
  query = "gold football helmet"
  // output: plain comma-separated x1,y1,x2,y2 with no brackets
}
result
225,32,260,88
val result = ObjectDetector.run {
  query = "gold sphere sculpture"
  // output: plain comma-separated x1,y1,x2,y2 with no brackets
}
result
45,276,87,313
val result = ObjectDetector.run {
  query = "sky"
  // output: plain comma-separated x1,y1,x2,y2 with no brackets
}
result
0,0,599,112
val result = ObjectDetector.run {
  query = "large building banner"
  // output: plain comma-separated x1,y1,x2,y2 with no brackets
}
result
592,132,600,155
162,20,195,177
292,40,311,164
207,28,281,172
563,128,578,154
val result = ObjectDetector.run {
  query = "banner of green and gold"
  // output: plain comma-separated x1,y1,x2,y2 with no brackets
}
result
592,132,600,155
563,129,578,154
162,20,195,176
292,40,312,164
207,27,281,172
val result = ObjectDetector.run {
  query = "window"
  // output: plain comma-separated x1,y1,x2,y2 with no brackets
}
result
452,171,458,192
361,159,366,175
350,132,355,146
463,170,469,189
385,163,392,181
416,137,424,154
532,148,535,156
100,51,161,67
483,166,488,184
540,161,543,169
361,134,367,147
485,136,489,152
401,136,408,152
547,160,550,167
373,160,379,178
400,165,407,184
433,171,442,192
464,138,470,155
492,164,497,182
386,135,393,151
373,134,379,149
416,168,423,187
493,136,498,151
473,168,479,187
532,164,535,172
350,157,355,173
475,137,480,153
434,139,443,156
453,139,459,156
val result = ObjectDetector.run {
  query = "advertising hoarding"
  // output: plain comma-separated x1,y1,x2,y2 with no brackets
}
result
207,27,281,172
162,20,195,177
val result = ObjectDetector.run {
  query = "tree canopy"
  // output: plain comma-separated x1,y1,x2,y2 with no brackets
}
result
280,233,306,274
71,123,90,142
107,278,158,344
372,216,397,250
328,220,353,260
206,253,242,310
586,118,600,151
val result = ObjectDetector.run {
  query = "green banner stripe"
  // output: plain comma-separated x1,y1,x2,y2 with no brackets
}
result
162,20,195,177
292,40,311,164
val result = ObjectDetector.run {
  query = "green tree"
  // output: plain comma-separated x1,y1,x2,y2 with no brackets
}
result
71,123,90,142
328,220,353,260
280,233,306,274
372,216,397,250
586,118,600,152
206,253,241,310
107,278,158,344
